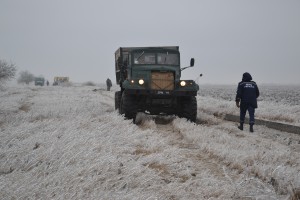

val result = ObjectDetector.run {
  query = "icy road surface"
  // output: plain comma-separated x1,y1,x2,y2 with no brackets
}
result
0,85,300,199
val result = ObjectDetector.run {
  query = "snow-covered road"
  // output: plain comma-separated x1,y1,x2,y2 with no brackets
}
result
0,85,299,199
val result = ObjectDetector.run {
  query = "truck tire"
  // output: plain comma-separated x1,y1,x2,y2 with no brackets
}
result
179,96,197,122
115,91,121,110
120,92,137,119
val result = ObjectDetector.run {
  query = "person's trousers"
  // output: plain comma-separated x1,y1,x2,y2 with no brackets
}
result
240,104,255,125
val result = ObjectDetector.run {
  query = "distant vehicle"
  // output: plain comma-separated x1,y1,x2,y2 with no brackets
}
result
34,77,45,86
114,46,199,122
53,77,69,86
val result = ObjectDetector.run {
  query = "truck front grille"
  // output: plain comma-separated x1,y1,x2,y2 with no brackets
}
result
151,72,174,90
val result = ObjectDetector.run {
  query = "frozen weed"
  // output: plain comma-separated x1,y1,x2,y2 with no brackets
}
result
19,103,31,112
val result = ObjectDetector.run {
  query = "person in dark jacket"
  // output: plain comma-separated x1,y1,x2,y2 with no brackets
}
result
235,72,260,132
106,78,112,91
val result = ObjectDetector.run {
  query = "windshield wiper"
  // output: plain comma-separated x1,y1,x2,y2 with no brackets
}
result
136,51,145,61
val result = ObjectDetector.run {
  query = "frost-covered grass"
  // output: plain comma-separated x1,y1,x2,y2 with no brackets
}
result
0,84,300,199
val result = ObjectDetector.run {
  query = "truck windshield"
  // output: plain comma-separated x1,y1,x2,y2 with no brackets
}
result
157,53,179,65
134,53,156,64
133,52,179,65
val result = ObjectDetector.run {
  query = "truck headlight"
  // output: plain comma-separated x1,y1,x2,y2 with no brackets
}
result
138,79,144,85
180,81,186,86
131,80,135,84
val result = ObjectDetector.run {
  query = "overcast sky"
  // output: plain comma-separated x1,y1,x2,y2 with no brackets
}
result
1,0,299,85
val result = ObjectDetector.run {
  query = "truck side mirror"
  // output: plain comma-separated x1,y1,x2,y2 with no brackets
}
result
181,58,195,71
190,58,195,67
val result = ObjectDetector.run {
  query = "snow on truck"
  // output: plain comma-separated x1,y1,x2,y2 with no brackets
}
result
114,46,199,122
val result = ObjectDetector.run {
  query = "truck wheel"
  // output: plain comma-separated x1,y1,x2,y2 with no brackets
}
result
120,92,137,119
180,96,197,122
115,91,121,110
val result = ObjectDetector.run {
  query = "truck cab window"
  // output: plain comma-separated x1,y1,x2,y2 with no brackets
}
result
157,53,179,65
134,53,156,64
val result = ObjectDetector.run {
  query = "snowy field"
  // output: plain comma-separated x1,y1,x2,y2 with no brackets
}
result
0,84,300,199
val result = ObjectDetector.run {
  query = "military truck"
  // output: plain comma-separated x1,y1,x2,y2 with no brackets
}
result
34,77,45,86
114,46,199,122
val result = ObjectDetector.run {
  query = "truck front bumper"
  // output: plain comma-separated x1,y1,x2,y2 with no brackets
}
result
124,89,197,96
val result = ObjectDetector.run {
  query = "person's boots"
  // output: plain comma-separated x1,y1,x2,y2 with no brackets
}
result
250,124,254,132
238,123,244,130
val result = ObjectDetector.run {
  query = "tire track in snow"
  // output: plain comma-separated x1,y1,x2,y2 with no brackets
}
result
155,123,229,181
135,116,246,198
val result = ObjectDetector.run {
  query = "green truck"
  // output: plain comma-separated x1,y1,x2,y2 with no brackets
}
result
114,46,199,122
34,77,45,86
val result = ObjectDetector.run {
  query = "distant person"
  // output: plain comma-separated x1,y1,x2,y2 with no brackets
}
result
46,80,49,86
235,72,260,132
106,78,112,91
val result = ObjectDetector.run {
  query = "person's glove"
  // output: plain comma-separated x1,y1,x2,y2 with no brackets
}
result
236,100,240,108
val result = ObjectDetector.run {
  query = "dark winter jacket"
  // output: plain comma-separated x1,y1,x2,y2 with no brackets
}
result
106,79,112,87
235,72,260,108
